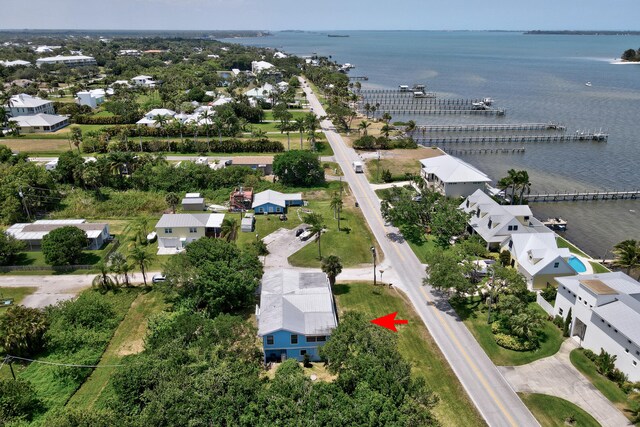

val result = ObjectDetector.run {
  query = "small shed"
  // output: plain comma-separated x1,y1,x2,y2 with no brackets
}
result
241,213,255,232
182,192,205,211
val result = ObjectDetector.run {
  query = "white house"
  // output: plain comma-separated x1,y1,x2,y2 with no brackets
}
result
244,83,274,100
118,49,141,56
460,189,551,250
131,75,156,88
420,154,491,198
251,60,275,74
155,213,225,252
554,272,640,381
0,60,31,67
33,45,61,54
9,114,69,133
136,108,176,126
252,190,303,214
502,233,575,290
6,94,55,116
75,89,106,109
36,55,97,67
5,219,110,250
273,52,288,59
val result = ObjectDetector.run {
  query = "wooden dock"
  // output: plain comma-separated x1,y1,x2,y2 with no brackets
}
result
524,190,640,202
441,147,525,155
359,98,484,106
349,76,369,81
413,132,607,144
411,123,566,133
376,108,507,116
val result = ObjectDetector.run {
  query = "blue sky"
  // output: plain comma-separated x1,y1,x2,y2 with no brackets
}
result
2,0,639,31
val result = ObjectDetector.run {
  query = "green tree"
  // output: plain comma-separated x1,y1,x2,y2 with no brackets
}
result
220,217,239,242
499,249,511,266
321,255,342,288
304,212,325,259
423,250,474,299
68,127,83,153
380,123,392,138
273,150,324,187
92,261,117,292
55,150,84,184
612,239,640,277
358,120,371,136
0,378,43,424
329,191,343,229
595,348,617,377
165,192,180,214
563,308,572,337
128,245,154,286
293,117,306,149
41,226,88,266
430,200,470,248
0,305,47,356
0,233,25,266
109,251,132,287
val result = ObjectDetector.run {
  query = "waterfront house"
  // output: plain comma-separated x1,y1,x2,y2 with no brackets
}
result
9,114,69,133
251,60,275,74
76,89,106,109
257,269,338,363
6,94,55,116
554,272,640,381
460,189,550,250
131,75,156,88
155,213,225,252
35,55,97,67
244,83,274,100
252,190,303,214
6,219,109,250
420,154,491,198
136,108,176,126
502,233,575,290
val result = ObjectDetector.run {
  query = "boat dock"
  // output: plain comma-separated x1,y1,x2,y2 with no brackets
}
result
524,190,640,202
442,147,525,155
375,108,507,116
413,132,607,144
410,123,566,133
349,76,369,81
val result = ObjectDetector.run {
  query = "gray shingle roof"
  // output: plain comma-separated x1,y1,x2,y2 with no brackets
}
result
258,269,337,336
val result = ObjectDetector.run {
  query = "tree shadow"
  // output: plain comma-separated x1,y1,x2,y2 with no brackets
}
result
12,253,35,266
333,284,350,295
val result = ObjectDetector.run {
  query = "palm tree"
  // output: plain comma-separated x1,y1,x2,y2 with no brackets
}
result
109,252,132,287
220,217,239,242
277,117,292,150
612,240,640,277
354,81,362,94
321,255,343,288
7,120,20,136
380,123,392,139
92,261,116,292
305,113,320,151
165,192,179,213
129,217,151,246
381,112,392,124
0,108,8,128
358,120,371,136
516,170,531,204
329,191,343,230
213,116,224,144
128,245,154,286
406,120,417,132
172,117,185,144
364,103,371,118
153,114,170,152
200,110,212,152
304,212,325,259
294,117,306,149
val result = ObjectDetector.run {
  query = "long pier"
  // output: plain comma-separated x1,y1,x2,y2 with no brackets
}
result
411,123,566,133
376,108,507,116
442,147,526,155
359,98,484,106
414,132,607,144
349,76,369,81
524,190,640,202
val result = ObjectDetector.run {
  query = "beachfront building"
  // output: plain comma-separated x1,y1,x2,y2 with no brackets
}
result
502,233,576,290
460,189,550,250
420,154,491,198
554,272,640,381
75,89,106,109
155,213,225,253
252,190,303,214
136,108,176,126
257,269,338,363
251,60,275,74
131,75,157,88
35,55,97,67
6,219,110,250
6,94,55,116
8,114,69,133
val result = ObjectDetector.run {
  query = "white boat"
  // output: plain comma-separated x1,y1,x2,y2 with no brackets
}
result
585,81,592,87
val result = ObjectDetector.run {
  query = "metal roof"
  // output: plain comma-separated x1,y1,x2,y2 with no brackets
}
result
421,154,491,184
8,94,51,108
257,269,337,336
252,190,302,208
181,197,204,205
10,114,68,127
6,220,107,240
155,213,224,229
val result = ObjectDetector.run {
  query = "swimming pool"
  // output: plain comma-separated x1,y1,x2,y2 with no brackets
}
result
568,256,587,273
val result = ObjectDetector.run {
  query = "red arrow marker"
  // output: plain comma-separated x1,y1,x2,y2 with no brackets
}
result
371,312,408,332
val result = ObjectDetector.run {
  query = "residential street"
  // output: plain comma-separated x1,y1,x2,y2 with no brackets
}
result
302,78,540,427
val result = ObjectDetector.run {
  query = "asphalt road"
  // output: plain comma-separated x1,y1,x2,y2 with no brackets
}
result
302,78,539,427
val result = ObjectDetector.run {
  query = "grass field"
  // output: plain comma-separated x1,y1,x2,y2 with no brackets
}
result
450,297,565,366
556,236,590,258
589,261,610,273
365,157,420,184
0,287,37,316
67,290,167,409
570,348,639,418
519,393,601,427
334,282,484,427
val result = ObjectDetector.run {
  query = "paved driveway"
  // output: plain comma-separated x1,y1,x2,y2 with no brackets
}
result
499,340,631,427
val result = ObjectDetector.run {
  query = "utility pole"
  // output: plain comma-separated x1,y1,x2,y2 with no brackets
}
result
8,358,16,380
370,246,377,286
487,267,495,324
18,186,31,221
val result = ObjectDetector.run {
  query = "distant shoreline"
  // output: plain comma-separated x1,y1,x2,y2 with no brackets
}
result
526,30,640,36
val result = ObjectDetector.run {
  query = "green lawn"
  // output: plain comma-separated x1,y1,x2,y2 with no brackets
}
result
334,282,484,427
288,194,381,268
12,244,111,268
450,297,565,366
570,348,638,417
262,110,308,121
590,261,610,274
67,290,167,409
0,287,37,315
556,236,590,258
519,393,601,427
408,236,439,264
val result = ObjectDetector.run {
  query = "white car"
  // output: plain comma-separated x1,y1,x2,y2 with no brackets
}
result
299,230,314,241
152,274,166,284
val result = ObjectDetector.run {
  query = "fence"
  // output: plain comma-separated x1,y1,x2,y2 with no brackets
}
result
0,239,120,273
536,293,555,316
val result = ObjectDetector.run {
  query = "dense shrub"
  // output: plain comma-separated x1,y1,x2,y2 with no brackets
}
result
0,305,47,357
41,226,88,266
352,135,417,150
494,332,537,351
540,285,557,303
74,114,128,125
0,378,43,424
552,315,564,329
583,348,597,361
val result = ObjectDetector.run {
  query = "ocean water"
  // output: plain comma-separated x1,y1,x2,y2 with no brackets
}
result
231,31,640,257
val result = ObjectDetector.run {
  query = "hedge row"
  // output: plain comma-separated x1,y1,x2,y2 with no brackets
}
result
82,137,284,154
73,115,132,125
352,135,417,150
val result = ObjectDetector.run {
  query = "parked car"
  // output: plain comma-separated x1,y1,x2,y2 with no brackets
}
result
299,230,314,241
295,228,305,237
152,274,166,284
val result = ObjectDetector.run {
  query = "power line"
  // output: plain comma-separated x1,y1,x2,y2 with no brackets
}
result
6,355,125,368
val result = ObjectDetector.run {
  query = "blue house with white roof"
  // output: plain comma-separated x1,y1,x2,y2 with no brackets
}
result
252,190,303,214
257,269,338,363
